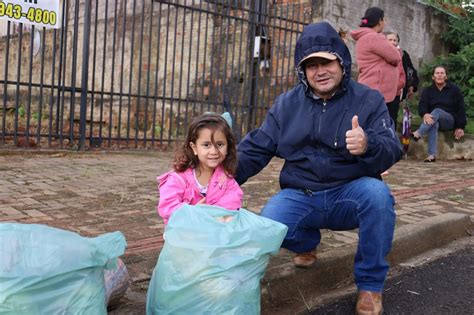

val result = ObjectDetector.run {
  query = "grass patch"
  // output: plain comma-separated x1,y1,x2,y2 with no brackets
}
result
465,121,474,134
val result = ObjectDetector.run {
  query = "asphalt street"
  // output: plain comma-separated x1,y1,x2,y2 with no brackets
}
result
308,237,474,314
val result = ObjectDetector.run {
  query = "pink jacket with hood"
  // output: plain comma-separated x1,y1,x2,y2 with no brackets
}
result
157,165,243,224
350,27,402,103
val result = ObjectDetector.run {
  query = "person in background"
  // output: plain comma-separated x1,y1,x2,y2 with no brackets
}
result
411,65,466,162
236,22,402,315
385,31,406,130
397,34,419,101
350,7,403,128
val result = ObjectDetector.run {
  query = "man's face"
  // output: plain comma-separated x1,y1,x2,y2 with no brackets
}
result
304,57,343,99
432,67,447,86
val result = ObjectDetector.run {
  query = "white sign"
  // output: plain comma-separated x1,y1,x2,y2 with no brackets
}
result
0,0,62,29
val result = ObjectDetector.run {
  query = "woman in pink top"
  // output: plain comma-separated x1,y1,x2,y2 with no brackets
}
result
350,7,402,128
157,113,243,225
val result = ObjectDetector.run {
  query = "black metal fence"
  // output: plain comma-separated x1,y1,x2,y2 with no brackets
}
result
0,0,312,150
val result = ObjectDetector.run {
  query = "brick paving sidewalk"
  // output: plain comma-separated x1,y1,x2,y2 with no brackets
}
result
0,151,473,312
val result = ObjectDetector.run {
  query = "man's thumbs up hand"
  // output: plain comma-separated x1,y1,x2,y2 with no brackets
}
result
346,115,368,155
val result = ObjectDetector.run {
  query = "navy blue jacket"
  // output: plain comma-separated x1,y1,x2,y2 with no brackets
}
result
236,22,402,192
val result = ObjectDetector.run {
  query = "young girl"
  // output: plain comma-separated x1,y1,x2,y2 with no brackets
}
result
157,113,243,224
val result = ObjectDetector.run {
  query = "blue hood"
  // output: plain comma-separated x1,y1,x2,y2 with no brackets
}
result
294,22,352,90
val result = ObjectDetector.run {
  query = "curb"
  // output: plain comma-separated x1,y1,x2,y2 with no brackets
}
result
260,213,473,315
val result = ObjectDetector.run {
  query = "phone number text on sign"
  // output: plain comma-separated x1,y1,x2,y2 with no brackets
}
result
0,0,61,29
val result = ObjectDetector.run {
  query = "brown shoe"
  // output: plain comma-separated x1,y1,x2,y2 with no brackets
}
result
355,291,383,315
293,251,317,268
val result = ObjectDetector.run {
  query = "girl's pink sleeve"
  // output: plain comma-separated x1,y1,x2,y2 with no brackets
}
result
157,172,187,223
214,177,243,210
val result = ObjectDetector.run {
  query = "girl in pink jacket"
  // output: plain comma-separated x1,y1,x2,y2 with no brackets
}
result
157,113,243,225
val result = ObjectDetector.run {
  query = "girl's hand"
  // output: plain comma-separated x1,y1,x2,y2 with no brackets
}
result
197,197,206,204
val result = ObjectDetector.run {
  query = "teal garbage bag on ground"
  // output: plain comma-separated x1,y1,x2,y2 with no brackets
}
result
146,205,288,315
0,223,127,315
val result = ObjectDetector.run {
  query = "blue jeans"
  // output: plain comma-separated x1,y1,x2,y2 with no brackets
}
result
261,177,395,292
416,108,454,156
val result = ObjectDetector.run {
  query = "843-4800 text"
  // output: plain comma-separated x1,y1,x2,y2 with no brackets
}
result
0,1,57,26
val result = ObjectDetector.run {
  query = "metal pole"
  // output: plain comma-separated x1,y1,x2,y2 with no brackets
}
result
248,0,265,132
247,0,257,132
79,0,92,150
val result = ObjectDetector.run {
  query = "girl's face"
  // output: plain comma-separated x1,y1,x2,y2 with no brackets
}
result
190,128,228,173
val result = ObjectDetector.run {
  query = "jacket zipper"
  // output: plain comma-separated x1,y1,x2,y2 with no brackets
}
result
318,100,327,135
334,107,349,148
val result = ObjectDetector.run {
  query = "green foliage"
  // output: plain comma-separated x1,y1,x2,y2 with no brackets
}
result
421,1,474,48
420,1,474,48
407,97,423,129
154,125,162,137
18,105,25,118
444,7,474,49
465,120,474,134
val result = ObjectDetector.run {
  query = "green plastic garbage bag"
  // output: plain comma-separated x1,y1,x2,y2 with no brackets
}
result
0,223,127,315
146,205,288,315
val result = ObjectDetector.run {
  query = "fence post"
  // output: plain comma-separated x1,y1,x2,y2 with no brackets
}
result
247,0,257,132
79,0,92,150
247,0,266,133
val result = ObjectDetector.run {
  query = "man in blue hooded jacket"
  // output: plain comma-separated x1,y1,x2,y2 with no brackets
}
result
236,22,402,314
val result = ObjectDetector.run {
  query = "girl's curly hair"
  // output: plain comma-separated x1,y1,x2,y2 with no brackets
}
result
173,113,238,176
